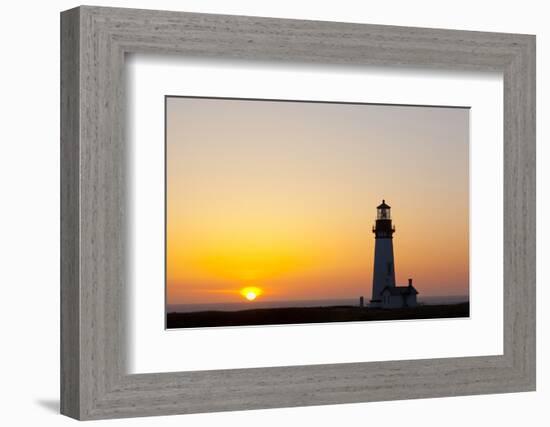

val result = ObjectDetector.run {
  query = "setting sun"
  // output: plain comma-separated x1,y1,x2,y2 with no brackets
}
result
240,286,263,301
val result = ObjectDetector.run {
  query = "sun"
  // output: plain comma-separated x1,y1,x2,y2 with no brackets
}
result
240,286,263,301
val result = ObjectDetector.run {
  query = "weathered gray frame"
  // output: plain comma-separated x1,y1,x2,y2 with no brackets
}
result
60,5,536,420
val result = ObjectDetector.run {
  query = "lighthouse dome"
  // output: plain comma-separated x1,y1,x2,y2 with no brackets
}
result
377,200,391,209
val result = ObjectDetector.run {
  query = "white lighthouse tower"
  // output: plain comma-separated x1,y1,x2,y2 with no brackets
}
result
370,200,396,307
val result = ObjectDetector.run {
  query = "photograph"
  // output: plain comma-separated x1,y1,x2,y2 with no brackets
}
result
165,96,470,329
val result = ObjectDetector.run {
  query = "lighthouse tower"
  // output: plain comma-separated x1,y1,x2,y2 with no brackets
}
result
370,200,396,307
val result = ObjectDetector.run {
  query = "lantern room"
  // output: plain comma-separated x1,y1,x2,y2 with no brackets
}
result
377,200,391,220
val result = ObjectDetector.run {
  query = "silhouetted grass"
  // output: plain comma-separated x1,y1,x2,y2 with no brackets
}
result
166,302,469,329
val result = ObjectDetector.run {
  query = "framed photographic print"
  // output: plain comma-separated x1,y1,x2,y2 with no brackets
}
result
61,5,536,420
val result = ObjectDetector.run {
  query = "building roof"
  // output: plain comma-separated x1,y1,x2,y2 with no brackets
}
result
380,285,418,296
377,199,391,209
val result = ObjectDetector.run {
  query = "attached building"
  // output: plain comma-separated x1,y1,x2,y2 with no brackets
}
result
380,279,418,309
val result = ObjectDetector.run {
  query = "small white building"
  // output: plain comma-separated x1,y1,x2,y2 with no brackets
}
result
380,279,418,309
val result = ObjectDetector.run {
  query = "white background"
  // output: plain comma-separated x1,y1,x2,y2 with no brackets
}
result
0,1,547,426
128,57,503,373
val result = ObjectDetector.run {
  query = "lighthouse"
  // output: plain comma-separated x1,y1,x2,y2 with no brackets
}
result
370,200,396,307
370,200,419,308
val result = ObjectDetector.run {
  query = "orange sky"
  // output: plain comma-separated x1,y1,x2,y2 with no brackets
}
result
166,97,469,305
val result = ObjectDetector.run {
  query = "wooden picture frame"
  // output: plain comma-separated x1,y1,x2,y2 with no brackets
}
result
60,5,536,420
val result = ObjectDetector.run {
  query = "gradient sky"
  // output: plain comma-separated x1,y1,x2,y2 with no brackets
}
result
166,97,469,305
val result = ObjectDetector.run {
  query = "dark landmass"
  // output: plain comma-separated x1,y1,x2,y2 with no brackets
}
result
166,302,469,329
